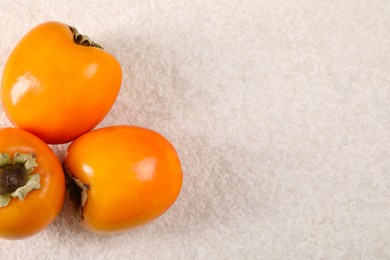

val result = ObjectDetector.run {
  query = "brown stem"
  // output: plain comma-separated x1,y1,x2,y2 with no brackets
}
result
69,26,103,49
64,164,89,221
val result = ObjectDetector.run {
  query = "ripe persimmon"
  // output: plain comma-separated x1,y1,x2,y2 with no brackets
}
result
0,128,65,239
64,125,182,233
1,21,122,144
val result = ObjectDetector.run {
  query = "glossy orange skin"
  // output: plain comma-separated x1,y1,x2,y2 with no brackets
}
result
0,128,65,239
1,21,122,144
64,125,182,233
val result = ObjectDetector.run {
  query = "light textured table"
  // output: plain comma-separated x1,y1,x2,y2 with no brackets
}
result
1,0,389,259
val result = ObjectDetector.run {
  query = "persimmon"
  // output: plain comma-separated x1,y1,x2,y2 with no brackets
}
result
0,128,65,239
64,125,182,233
1,21,122,144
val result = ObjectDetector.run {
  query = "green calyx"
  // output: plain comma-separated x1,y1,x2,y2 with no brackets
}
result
69,25,103,49
0,153,41,207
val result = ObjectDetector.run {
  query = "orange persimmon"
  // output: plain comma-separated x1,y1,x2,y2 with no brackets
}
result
1,21,122,144
0,128,65,239
64,125,182,233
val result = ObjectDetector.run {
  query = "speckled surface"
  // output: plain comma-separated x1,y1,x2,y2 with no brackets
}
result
0,1,390,259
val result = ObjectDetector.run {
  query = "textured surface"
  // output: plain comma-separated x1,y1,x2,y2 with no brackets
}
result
0,0,390,259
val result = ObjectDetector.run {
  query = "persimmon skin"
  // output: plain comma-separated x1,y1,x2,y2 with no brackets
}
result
1,21,122,144
0,128,65,240
64,125,183,233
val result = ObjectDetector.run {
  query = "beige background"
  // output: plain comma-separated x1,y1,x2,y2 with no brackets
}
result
1,0,390,259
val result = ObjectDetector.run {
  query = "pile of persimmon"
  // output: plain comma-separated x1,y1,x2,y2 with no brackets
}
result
0,21,182,239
